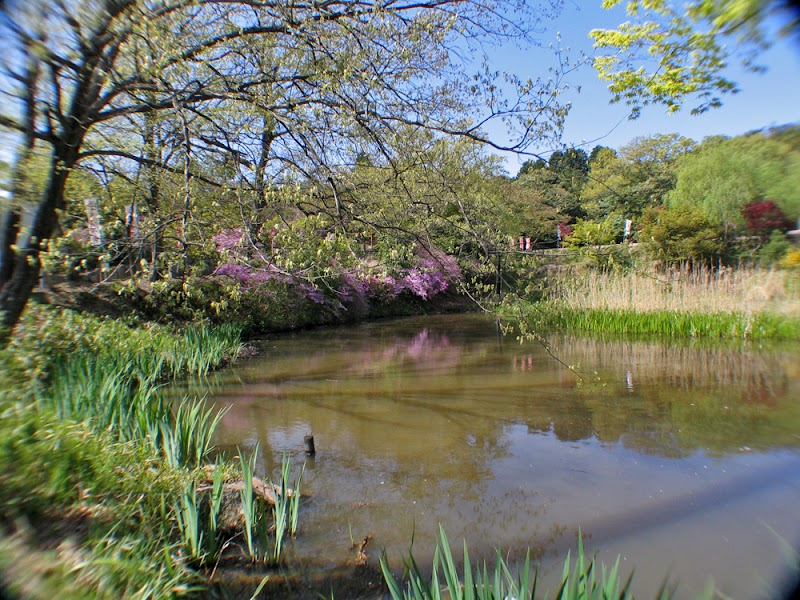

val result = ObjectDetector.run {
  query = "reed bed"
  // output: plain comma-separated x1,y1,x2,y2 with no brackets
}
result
526,305,800,340
547,265,800,317
507,265,800,340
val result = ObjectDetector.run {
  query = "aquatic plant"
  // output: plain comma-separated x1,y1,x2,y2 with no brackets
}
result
380,527,677,600
272,454,305,563
0,305,288,597
515,302,800,341
238,446,260,562
175,480,205,565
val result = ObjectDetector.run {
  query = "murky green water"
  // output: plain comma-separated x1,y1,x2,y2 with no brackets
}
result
191,314,800,599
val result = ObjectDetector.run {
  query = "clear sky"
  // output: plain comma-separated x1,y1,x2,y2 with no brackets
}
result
491,1,800,175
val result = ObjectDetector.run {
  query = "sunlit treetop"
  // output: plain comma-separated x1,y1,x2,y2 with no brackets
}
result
590,0,799,118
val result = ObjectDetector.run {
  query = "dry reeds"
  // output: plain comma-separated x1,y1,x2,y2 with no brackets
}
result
547,264,800,317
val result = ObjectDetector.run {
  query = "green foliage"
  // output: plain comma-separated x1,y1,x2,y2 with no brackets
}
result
126,276,333,334
236,448,303,565
0,306,303,596
758,231,792,266
380,526,666,600
564,218,619,248
516,302,800,341
591,0,793,116
0,404,199,597
381,526,538,600
549,148,590,196
639,206,727,266
582,134,695,221
668,133,800,228
562,218,634,272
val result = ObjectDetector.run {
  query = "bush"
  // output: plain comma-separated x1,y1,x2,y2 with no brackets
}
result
758,231,792,266
563,218,617,248
781,248,800,272
639,206,728,267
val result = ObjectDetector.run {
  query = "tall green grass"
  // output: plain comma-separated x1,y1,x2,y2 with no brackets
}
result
518,302,800,341
0,305,300,597
380,527,679,600
235,448,304,565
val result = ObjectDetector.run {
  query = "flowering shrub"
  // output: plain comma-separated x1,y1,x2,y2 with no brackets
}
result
212,232,462,304
212,228,247,253
203,222,465,330
213,262,288,288
780,248,800,272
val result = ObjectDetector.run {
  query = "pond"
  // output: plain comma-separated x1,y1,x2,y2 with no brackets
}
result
194,313,800,599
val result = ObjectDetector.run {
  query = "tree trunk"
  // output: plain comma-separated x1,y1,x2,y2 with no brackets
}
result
0,209,21,287
1,43,39,290
0,151,71,344
254,118,275,211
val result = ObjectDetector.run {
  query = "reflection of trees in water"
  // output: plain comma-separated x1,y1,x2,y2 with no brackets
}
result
533,337,800,455
213,320,800,481
554,336,794,394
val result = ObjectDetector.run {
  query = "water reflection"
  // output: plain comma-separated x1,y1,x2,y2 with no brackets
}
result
182,314,800,599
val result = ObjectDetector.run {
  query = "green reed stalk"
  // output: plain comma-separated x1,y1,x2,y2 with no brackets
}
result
175,480,205,565
379,527,685,600
289,462,304,538
272,460,289,564
170,399,228,469
210,459,225,537
238,446,259,562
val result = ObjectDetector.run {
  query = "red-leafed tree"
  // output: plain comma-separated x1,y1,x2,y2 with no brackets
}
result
742,200,793,238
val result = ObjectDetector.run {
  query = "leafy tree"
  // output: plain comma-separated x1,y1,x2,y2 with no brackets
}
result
515,158,547,179
589,145,616,165
668,132,800,231
581,133,695,220
516,161,584,224
549,147,590,195
639,205,727,267
591,0,800,117
0,0,569,343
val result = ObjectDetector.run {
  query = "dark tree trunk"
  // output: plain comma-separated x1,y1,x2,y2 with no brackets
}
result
254,118,275,211
0,43,38,291
0,209,21,287
0,149,72,343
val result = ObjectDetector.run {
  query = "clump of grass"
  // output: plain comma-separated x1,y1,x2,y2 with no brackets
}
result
238,446,260,562
272,453,304,563
380,527,678,600
236,448,304,565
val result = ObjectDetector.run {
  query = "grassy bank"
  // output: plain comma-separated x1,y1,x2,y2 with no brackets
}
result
504,265,800,340
510,302,800,340
0,304,301,599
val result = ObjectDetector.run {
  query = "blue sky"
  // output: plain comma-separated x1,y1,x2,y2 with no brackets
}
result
490,1,800,175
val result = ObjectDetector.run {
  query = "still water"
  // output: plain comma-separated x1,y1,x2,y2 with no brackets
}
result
198,314,800,598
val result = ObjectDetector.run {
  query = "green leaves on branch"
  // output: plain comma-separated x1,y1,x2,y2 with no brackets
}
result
591,0,791,116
